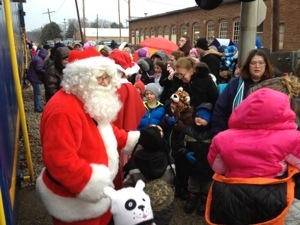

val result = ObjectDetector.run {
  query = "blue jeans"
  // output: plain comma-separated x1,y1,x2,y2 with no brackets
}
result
30,81,43,111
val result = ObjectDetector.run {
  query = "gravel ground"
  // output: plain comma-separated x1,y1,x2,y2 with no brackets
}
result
17,84,207,225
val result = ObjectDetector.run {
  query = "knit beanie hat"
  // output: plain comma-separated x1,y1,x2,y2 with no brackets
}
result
195,38,209,50
170,87,190,112
195,102,213,122
189,47,200,58
138,48,149,58
98,45,112,53
103,180,154,225
144,83,160,99
196,108,212,122
138,125,165,152
53,42,65,53
55,47,70,59
109,49,140,76
137,58,150,72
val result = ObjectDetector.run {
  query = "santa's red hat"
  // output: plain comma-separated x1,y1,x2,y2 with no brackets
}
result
68,46,101,63
109,49,140,77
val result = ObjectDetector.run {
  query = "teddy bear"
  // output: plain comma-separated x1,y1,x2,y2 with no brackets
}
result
170,87,191,113
104,180,155,225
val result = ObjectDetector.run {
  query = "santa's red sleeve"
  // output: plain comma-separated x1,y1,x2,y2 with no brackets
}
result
112,124,140,155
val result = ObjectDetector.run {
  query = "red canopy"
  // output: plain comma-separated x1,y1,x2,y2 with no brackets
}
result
138,37,178,55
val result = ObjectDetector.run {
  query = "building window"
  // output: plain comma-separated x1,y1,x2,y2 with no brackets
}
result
158,26,163,37
192,23,200,45
256,22,263,47
140,29,144,42
219,20,228,39
145,28,150,39
164,26,169,39
135,30,139,44
279,22,285,50
206,21,215,42
131,30,135,44
171,26,177,43
233,20,240,43
171,26,177,35
181,24,188,36
151,28,155,37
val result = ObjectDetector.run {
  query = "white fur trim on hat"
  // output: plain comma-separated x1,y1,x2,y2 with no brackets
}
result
115,63,140,77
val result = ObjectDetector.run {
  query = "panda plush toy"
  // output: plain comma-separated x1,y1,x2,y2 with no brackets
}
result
104,180,155,225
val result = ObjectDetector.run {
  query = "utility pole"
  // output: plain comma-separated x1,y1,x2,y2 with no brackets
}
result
96,14,99,42
238,1,259,66
83,0,86,42
63,18,67,40
43,8,55,41
128,0,131,22
75,0,84,43
43,8,55,23
118,0,121,41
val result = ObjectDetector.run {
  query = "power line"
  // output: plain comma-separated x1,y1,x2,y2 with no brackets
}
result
51,0,67,16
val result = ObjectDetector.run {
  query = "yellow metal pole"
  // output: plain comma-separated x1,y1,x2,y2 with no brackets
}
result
0,188,7,225
3,0,34,182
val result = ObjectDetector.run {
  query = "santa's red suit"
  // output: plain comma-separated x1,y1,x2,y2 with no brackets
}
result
113,79,146,189
36,89,139,225
109,50,145,189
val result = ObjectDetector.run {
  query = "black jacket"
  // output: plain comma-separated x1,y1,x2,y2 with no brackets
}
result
182,65,219,109
200,50,222,83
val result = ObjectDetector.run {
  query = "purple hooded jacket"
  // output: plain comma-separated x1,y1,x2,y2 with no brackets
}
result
26,48,49,84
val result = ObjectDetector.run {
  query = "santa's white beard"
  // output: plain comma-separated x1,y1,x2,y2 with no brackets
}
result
82,84,121,123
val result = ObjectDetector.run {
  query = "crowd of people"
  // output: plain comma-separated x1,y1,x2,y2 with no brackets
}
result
24,36,300,225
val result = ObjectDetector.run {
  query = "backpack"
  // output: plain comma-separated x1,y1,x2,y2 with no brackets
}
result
144,178,175,225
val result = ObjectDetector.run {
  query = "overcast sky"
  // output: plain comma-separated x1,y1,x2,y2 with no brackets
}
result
23,0,197,31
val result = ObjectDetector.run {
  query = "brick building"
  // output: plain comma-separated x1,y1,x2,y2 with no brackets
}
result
128,0,300,52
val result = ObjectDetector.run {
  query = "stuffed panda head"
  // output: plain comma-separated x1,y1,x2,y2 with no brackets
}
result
104,180,154,225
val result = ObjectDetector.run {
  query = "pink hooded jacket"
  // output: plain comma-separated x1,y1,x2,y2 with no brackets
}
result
208,88,300,178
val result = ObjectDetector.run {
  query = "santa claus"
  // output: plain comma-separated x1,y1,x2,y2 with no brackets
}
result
36,47,140,225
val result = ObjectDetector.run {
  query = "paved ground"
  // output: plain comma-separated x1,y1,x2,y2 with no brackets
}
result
17,182,207,225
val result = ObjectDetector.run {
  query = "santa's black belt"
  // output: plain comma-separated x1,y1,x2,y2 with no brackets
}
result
45,169,62,186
